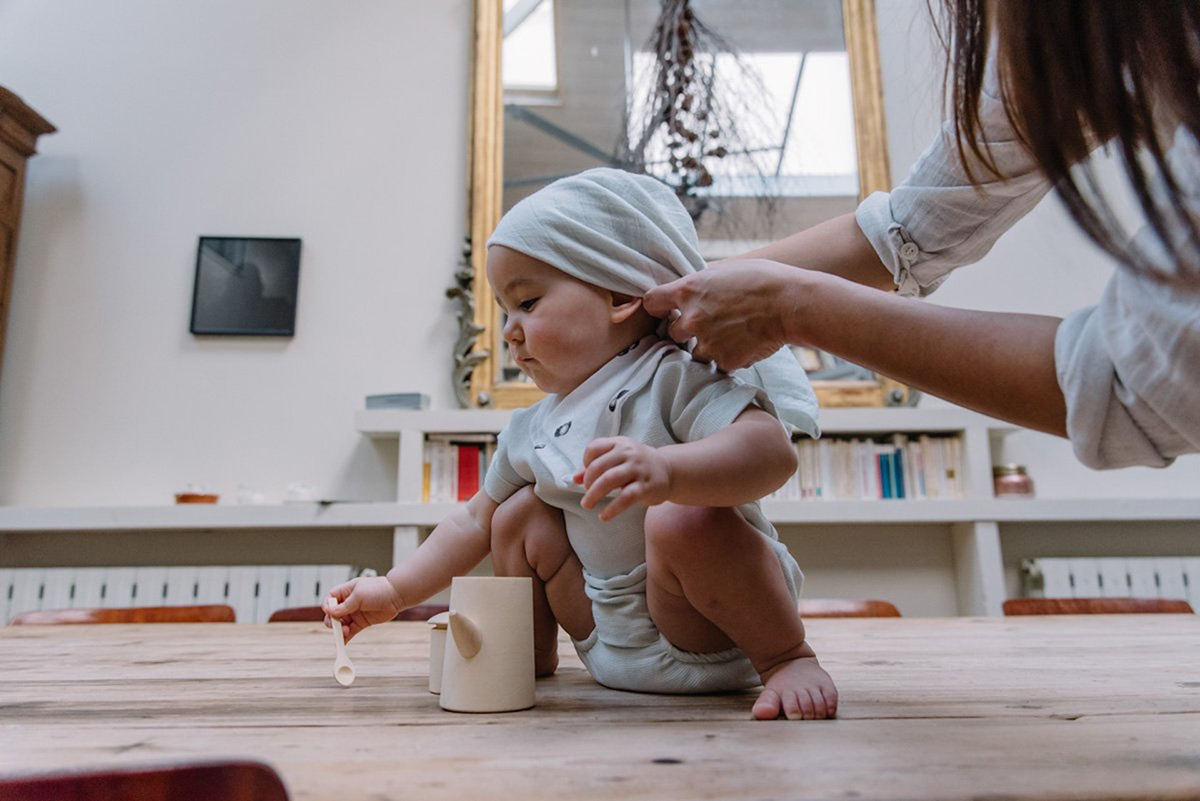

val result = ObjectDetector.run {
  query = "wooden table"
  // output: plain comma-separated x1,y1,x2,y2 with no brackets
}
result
2,616,1199,800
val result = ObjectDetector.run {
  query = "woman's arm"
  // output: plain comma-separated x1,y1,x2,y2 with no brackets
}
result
789,270,1067,436
645,251,1067,437
734,211,896,290
576,406,797,520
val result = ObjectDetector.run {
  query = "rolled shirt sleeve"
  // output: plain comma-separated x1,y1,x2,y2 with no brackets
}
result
1056,232,1200,469
856,67,1051,297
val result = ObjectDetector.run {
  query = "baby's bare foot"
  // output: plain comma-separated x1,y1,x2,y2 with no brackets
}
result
752,656,838,720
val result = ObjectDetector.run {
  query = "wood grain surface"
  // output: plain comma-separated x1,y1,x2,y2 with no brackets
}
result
2,616,1198,801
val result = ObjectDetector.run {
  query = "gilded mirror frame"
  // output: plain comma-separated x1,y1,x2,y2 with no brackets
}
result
457,0,909,409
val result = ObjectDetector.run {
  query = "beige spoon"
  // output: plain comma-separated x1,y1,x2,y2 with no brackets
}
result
331,613,356,687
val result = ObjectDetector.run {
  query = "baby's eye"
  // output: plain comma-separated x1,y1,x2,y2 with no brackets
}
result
518,298,538,311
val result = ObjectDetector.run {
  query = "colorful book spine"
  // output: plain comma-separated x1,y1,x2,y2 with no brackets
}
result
769,433,965,502
423,434,498,503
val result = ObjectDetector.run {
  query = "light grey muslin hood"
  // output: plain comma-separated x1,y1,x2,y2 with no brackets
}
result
486,167,819,438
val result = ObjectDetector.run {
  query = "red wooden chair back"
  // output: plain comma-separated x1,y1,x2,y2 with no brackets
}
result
0,760,288,801
1003,597,1194,615
797,598,902,618
9,604,236,625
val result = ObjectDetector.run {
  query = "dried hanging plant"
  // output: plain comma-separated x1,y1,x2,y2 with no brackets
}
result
617,0,777,224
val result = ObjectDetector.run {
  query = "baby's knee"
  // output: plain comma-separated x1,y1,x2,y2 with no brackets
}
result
645,503,728,559
491,486,566,554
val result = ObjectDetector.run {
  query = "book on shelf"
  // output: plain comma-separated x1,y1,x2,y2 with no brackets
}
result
365,392,430,410
423,433,498,503
770,432,965,502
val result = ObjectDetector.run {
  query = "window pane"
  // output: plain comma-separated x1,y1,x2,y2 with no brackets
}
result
503,0,557,91
781,52,855,177
628,48,855,197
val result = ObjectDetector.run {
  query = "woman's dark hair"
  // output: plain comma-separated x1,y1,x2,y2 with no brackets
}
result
933,0,1200,282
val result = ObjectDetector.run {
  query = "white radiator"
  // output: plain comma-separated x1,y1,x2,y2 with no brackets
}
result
1021,557,1200,609
0,565,361,625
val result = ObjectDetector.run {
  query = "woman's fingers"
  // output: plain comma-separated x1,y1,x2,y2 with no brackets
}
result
666,308,694,346
642,281,684,318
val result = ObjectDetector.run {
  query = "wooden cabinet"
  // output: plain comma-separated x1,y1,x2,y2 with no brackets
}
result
0,87,55,381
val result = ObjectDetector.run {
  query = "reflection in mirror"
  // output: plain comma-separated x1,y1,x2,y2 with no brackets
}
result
458,0,909,409
504,0,859,251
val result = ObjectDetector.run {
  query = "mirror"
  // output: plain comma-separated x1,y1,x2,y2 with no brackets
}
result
453,0,911,409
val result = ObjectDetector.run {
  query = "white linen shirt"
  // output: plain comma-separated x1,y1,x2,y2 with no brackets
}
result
855,77,1200,469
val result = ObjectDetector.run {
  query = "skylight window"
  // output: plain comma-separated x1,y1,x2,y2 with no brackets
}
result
503,0,558,92
630,49,856,197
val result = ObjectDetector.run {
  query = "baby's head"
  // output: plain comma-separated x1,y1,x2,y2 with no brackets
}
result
486,169,706,395
488,168,706,297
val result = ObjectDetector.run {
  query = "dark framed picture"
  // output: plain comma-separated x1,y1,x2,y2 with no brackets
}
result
189,236,301,336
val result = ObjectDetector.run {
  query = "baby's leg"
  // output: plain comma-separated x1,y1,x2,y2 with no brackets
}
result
490,486,593,676
644,503,837,720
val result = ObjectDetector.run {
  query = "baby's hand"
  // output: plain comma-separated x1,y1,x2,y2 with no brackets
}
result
574,436,671,521
324,576,405,643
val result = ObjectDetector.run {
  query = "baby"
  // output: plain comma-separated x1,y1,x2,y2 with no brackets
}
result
327,168,837,720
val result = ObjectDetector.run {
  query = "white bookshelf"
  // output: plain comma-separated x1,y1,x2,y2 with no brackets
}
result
3,406,1198,616
4,497,1194,533
349,407,1200,616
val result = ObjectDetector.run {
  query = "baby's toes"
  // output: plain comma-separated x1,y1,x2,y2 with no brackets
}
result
820,687,838,718
808,690,831,720
785,689,817,720
751,687,783,720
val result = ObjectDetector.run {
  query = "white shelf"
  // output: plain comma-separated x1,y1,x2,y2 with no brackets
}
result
0,502,450,533
4,497,1197,533
763,497,1200,524
356,408,514,437
355,406,1011,437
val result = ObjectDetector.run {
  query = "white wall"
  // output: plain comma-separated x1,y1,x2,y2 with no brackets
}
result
0,0,1195,509
0,1,471,505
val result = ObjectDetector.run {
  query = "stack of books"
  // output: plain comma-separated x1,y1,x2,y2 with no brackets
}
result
423,434,498,503
768,433,965,502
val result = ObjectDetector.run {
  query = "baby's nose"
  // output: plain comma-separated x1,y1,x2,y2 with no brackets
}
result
502,314,521,342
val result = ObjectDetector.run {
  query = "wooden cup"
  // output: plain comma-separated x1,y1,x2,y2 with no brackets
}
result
438,577,535,713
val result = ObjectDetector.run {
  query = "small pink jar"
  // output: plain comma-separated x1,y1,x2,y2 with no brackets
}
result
993,464,1035,498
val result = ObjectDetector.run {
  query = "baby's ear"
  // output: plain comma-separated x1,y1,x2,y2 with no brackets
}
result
609,291,644,324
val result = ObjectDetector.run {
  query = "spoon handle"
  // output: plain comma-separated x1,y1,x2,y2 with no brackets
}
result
331,616,356,686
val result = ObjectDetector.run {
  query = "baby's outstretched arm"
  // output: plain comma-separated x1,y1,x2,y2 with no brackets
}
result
575,405,796,520
326,491,498,642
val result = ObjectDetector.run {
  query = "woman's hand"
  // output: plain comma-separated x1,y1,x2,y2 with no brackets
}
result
643,259,806,370
324,576,405,643
573,436,672,521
